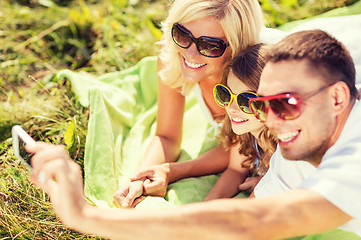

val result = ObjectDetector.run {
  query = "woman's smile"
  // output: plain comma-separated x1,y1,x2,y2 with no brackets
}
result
183,56,207,69
230,115,249,124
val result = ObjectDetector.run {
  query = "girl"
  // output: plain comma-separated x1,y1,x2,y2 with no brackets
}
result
205,43,276,200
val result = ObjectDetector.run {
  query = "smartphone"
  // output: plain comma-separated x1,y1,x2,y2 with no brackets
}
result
12,125,36,170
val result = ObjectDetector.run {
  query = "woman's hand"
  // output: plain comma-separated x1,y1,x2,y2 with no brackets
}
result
112,163,170,208
27,142,89,227
130,163,170,197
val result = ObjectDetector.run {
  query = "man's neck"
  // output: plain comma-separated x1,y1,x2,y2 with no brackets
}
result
311,102,355,167
328,102,354,149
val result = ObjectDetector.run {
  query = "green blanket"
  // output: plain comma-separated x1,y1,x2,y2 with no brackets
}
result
56,2,361,239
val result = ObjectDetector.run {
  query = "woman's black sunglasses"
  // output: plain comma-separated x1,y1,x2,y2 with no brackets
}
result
171,23,229,58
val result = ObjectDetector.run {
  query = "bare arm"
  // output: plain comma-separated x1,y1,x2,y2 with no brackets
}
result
76,190,352,240
167,145,229,183
204,143,249,201
113,55,185,206
141,54,185,167
29,142,352,240
131,145,229,196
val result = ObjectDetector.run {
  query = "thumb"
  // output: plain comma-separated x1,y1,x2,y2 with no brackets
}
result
238,180,254,191
238,177,261,192
143,178,166,195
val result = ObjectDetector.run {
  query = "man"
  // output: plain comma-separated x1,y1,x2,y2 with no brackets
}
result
251,29,361,236
29,29,361,239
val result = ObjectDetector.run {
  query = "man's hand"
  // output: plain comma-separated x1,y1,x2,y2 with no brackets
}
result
27,142,89,227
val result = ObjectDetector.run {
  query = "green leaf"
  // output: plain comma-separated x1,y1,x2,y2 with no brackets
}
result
280,0,298,9
110,0,128,9
64,121,75,149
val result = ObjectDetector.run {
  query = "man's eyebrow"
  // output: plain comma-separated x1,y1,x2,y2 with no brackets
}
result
256,91,299,98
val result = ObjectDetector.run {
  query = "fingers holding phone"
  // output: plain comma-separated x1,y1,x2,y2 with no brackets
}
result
11,125,89,225
12,126,74,192
12,125,52,185
27,143,76,190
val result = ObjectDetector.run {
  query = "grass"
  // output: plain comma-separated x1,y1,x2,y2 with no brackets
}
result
0,0,360,238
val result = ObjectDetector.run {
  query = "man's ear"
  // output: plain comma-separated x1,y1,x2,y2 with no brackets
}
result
331,81,350,115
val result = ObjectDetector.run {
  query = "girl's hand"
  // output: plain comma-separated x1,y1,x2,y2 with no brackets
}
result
238,176,261,194
113,180,145,208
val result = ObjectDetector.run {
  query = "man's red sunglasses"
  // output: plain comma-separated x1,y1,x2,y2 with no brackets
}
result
249,83,336,122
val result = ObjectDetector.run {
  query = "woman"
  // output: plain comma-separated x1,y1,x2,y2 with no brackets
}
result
112,0,265,207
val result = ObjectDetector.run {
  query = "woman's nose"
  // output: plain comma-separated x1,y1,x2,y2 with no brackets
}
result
185,43,200,57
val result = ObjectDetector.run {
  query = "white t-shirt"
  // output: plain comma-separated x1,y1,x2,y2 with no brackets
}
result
254,100,361,236
254,146,316,196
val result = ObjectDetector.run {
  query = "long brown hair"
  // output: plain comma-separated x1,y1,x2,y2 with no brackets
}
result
219,43,277,176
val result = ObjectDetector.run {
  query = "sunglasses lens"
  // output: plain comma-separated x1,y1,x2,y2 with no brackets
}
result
269,97,300,120
250,99,267,122
237,92,257,114
214,85,231,108
172,24,191,48
197,38,226,57
172,23,227,58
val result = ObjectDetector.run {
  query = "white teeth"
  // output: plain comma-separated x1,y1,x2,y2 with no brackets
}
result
278,131,299,142
184,59,206,69
232,117,248,123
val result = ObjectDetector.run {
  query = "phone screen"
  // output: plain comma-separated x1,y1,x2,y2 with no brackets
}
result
12,125,36,170
18,135,34,168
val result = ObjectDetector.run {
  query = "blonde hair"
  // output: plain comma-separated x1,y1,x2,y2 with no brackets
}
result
219,44,277,176
158,0,264,94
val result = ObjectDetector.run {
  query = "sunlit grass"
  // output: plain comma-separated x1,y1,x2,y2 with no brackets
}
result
0,138,97,239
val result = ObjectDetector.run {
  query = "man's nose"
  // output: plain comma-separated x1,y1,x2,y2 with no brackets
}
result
265,107,285,130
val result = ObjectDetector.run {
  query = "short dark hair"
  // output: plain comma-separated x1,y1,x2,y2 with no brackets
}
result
265,29,360,100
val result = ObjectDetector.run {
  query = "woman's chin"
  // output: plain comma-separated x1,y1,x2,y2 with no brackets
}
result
181,71,203,84
231,127,245,135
